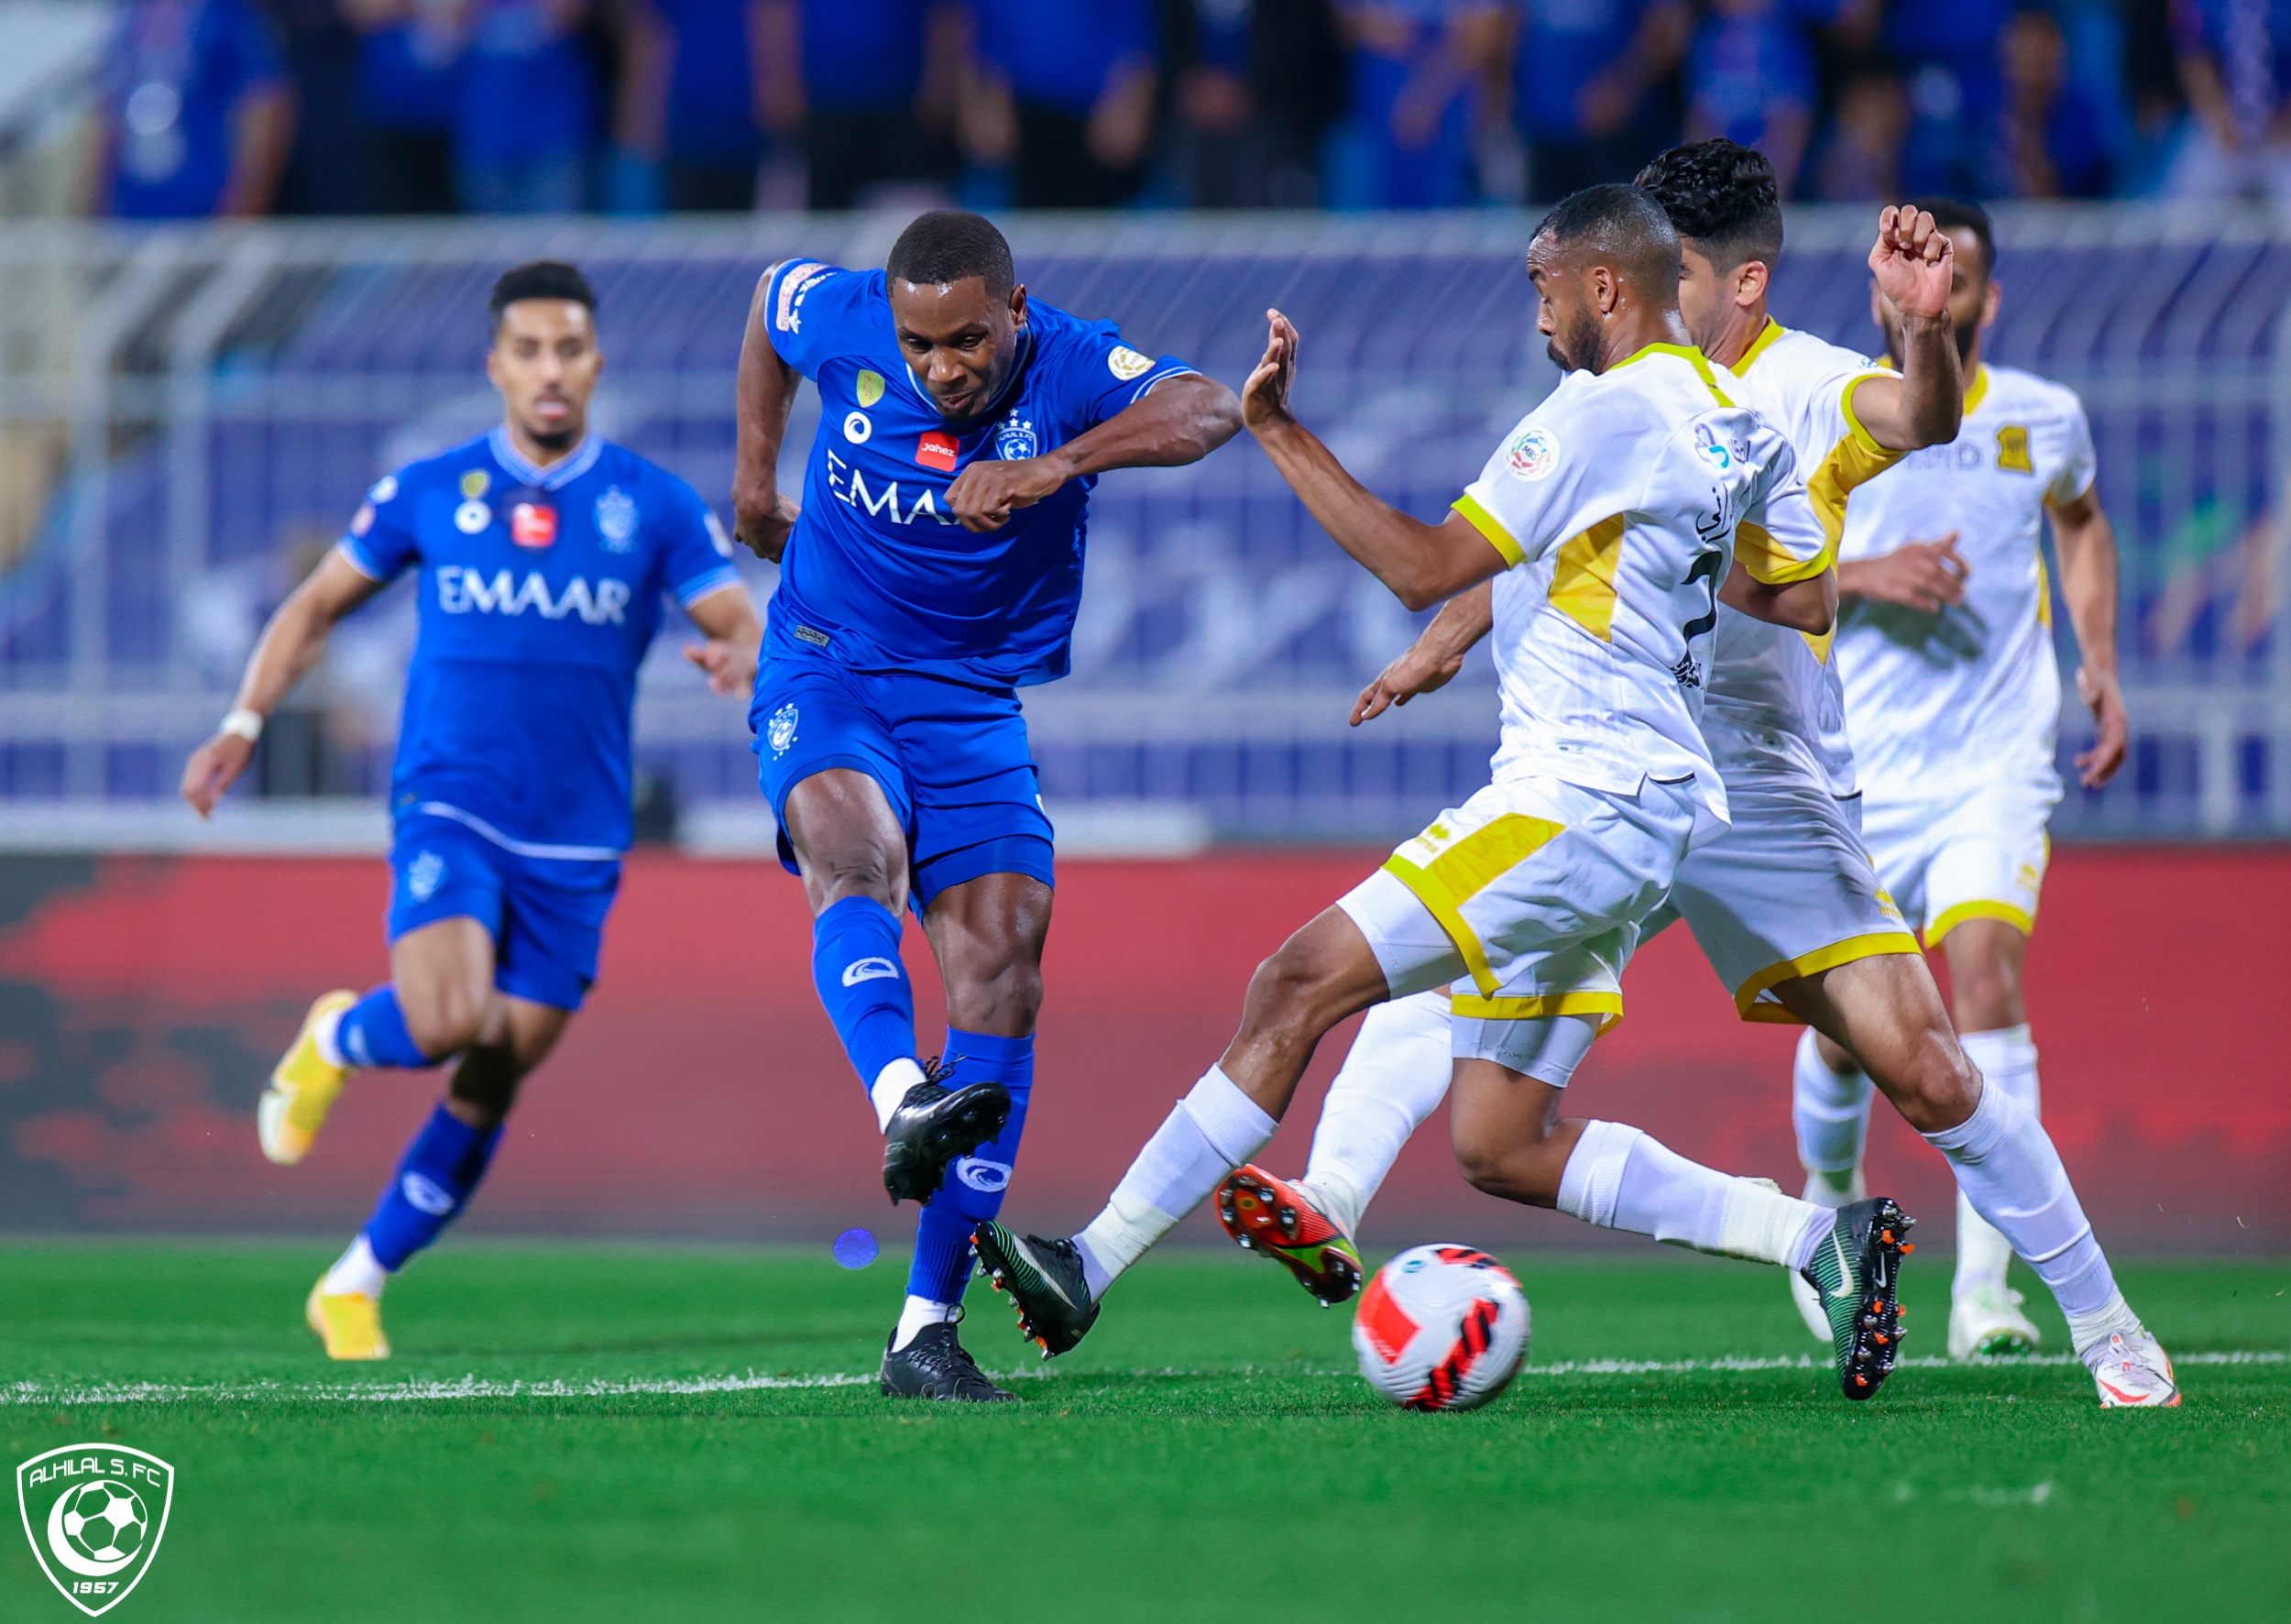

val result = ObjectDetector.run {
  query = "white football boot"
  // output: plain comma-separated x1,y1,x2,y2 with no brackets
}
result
1949,1283,2044,1360
2085,1328,2180,1407
1788,1168,1865,1341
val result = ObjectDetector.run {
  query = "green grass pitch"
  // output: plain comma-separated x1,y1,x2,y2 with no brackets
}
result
3,1241,2286,1622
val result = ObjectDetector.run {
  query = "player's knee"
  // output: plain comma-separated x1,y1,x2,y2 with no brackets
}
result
806,849,904,911
1452,1139,1558,1208
947,960,1042,1034
1241,938,1343,1044
401,984,487,1059
1891,1036,1982,1133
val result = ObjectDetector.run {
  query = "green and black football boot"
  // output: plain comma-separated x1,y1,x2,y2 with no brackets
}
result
973,1221,1100,1357
882,1059,1011,1205
1800,1196,1916,1400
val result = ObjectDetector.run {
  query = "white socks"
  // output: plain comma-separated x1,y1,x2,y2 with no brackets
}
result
870,1058,928,1132
891,1294,958,1352
1558,1120,1832,1270
1791,1028,1872,1197
1073,1065,1277,1298
315,1005,349,1070
1301,993,1454,1237
322,1235,389,1299
2063,1289,2144,1361
1919,1073,2117,1319
1952,1025,2039,1295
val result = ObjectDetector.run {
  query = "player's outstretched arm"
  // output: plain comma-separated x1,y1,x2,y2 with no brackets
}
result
180,549,385,817
1838,532,1969,611
730,269,804,562
945,373,1243,532
1244,311,1507,611
1853,204,1962,452
1351,582,1493,726
1721,562,1836,636
681,582,765,697
2049,486,2128,787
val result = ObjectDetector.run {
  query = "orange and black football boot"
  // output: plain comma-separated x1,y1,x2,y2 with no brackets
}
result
1215,1165,1364,1307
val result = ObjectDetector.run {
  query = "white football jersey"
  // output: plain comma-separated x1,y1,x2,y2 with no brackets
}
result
1452,343,1830,836
1708,321,1905,796
1833,363,2093,800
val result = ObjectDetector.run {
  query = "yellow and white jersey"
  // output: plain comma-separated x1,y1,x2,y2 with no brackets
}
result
1833,363,2092,800
1709,321,1904,796
1452,343,1831,837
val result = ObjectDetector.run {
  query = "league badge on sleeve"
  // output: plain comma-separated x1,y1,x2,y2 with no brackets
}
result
1107,346,1154,380
17,1443,175,1617
1505,426,1559,481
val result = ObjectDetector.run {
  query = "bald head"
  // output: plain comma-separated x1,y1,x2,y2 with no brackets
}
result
1527,184,1687,374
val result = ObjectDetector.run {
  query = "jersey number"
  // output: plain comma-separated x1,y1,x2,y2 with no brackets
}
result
1681,548,1724,643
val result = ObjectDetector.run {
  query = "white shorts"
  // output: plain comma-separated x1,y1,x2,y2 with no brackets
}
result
1858,772,2055,943
1336,774,1695,1035
1642,768,1919,1023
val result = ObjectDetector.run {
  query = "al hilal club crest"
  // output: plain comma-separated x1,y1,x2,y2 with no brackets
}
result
17,1444,175,1616
594,486,639,552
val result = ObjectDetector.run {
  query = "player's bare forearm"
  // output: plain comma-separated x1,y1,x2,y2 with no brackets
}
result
682,584,764,697
731,271,803,559
1854,313,1960,451
2050,488,2127,785
1722,565,1836,635
2050,491,2119,675
1060,373,1243,477
1352,582,1492,725
1254,417,1504,611
182,550,379,816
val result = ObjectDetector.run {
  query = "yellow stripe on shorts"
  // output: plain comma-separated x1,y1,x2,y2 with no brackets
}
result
1731,930,1924,1024
1452,990,1625,1035
1924,900,2034,947
1381,812,1565,996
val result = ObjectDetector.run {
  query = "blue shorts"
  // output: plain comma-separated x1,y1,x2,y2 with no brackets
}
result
751,656,1056,912
386,811,622,1012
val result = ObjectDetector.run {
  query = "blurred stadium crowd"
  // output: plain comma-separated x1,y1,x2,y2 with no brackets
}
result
71,0,2291,221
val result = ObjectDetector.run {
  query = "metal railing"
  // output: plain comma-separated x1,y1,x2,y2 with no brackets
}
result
0,205,2286,840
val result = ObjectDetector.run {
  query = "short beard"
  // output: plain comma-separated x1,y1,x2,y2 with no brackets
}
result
1548,306,1605,374
524,422,578,454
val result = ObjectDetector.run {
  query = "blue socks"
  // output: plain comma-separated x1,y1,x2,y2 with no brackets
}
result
335,985,435,1070
362,1103,502,1271
908,1029,1035,1306
812,896,916,1091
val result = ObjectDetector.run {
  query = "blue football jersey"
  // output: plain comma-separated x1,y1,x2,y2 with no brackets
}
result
342,428,745,854
762,259,1197,687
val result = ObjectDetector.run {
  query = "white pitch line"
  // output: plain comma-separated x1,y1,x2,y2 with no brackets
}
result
4,1350,2278,1407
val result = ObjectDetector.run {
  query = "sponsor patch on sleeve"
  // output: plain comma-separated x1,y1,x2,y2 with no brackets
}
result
368,474,399,504
1505,426,1559,481
775,262,829,333
349,502,375,536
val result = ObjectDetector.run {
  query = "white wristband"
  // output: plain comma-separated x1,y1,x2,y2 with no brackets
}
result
219,708,264,743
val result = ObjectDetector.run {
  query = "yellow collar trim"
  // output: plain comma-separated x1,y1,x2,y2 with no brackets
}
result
1611,341,1731,404
1963,364,1991,416
1733,317,1786,373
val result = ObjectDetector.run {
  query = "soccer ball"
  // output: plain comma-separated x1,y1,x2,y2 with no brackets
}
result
60,1481,148,1563
1352,1245,1530,1411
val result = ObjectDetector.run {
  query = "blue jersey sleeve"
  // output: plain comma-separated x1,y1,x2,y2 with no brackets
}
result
651,473,747,609
761,259,868,379
1041,317,1200,433
339,469,419,581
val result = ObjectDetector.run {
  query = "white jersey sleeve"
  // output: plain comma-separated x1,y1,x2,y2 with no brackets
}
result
1707,325,1909,796
1452,376,1634,572
2046,391,2097,506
